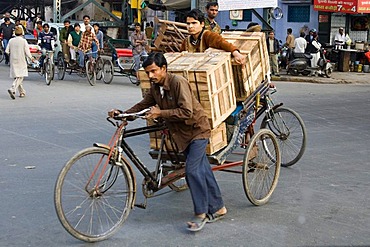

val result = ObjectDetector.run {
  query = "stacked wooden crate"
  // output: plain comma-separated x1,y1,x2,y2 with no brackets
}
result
139,52,236,154
149,121,227,155
153,17,189,52
208,31,270,101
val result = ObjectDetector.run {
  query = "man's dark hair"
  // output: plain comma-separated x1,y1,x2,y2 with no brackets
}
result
206,2,218,9
74,23,80,28
300,32,305,38
64,19,71,24
186,9,205,24
42,23,49,28
247,22,258,29
36,20,43,25
93,23,99,27
142,53,167,70
4,17,10,22
83,15,90,20
134,22,141,27
287,28,292,34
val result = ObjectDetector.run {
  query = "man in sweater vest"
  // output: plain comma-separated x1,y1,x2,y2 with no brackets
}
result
67,23,82,65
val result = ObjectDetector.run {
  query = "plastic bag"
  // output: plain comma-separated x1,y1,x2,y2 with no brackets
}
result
345,34,352,46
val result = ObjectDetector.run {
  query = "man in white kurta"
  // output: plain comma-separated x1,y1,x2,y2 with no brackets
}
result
5,27,34,99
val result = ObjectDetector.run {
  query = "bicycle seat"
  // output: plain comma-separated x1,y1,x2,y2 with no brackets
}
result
116,48,133,58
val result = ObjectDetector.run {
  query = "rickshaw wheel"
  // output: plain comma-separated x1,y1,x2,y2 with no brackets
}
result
57,55,66,80
86,60,96,86
242,129,281,206
96,57,104,80
102,60,114,84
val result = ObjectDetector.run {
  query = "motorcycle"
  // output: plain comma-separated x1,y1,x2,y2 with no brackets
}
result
287,48,333,78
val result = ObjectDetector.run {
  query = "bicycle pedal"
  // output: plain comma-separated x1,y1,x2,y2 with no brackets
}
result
134,203,147,209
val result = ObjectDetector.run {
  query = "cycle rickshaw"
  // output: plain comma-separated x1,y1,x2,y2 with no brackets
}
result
54,77,307,242
28,45,55,85
106,38,146,85
56,49,114,86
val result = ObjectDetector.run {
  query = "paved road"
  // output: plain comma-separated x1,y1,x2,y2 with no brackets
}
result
0,64,369,247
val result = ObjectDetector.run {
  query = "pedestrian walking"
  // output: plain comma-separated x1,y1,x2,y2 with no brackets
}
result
5,27,35,99
0,17,16,65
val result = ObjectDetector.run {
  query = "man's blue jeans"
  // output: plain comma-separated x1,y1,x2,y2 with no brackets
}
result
91,42,97,58
184,139,224,215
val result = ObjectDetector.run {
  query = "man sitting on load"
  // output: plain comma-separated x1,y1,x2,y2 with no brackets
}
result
180,9,245,65
77,25,100,69
38,23,55,69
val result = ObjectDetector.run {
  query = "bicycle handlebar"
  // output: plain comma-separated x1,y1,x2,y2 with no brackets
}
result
107,108,151,126
116,108,151,119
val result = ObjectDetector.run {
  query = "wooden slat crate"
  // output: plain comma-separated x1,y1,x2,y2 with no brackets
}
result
216,31,270,102
139,52,185,98
140,52,236,129
149,122,227,155
153,17,189,52
187,53,236,128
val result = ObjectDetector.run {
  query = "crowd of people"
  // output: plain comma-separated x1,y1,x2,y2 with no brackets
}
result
0,12,103,99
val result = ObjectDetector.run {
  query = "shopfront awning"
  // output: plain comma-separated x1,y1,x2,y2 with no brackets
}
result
313,0,370,14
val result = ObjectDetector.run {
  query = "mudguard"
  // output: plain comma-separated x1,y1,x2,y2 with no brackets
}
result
93,142,137,209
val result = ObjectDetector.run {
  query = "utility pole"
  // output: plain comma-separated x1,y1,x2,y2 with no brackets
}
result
121,0,129,39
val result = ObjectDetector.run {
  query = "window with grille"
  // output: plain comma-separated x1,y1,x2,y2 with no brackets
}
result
287,5,310,22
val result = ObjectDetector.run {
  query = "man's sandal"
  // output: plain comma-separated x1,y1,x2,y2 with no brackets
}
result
207,212,226,223
187,216,209,232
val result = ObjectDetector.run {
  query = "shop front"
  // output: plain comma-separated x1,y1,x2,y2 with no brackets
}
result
314,0,370,71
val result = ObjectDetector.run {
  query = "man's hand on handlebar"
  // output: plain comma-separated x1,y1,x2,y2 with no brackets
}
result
108,108,152,121
108,109,123,119
145,106,161,120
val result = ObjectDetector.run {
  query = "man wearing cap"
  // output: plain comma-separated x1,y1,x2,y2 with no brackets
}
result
5,26,35,99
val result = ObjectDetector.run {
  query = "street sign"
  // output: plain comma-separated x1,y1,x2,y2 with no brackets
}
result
313,0,370,13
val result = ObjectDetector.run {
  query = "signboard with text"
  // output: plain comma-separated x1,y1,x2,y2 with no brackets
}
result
218,0,278,11
314,0,370,13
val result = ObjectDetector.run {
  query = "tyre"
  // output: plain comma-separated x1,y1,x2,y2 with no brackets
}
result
129,63,138,85
260,107,307,167
0,47,4,63
301,70,310,76
102,60,114,84
57,55,66,80
242,129,281,206
95,57,104,80
86,60,96,86
325,67,332,78
45,59,53,85
54,147,134,242
289,68,299,76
